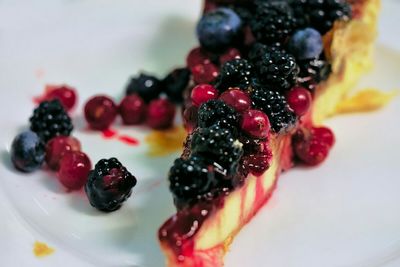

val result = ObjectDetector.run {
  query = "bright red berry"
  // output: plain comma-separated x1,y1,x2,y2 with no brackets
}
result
190,84,219,107
186,47,211,69
219,48,241,65
191,62,219,84
241,152,272,177
44,85,77,111
183,105,198,133
58,151,91,190
45,136,81,171
241,110,271,139
147,99,176,129
119,94,147,125
311,126,335,148
84,95,118,131
219,88,251,112
294,138,329,166
286,86,312,116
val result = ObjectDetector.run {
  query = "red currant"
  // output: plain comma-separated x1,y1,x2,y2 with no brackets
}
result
311,126,335,148
147,99,176,129
241,109,271,139
219,88,251,112
186,47,211,69
286,86,312,116
190,84,218,107
58,151,91,190
219,48,241,65
191,62,219,84
84,95,118,130
119,94,147,125
241,152,272,177
45,136,81,171
44,85,77,111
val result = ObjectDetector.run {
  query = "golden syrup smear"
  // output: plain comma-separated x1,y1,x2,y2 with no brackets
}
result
145,125,187,157
33,241,55,258
335,88,399,114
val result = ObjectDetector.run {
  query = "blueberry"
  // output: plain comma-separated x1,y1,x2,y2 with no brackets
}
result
288,28,323,60
126,73,162,102
162,68,191,103
196,8,242,53
10,131,45,172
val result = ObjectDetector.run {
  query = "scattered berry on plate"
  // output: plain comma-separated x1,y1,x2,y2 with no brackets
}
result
45,136,81,171
163,68,191,103
84,95,118,131
286,86,312,116
191,84,219,107
85,158,137,212
196,7,242,52
191,62,219,84
240,109,271,139
30,99,74,142
58,151,91,190
126,73,162,102
10,131,45,173
119,94,147,125
219,88,251,112
43,85,77,111
146,98,176,129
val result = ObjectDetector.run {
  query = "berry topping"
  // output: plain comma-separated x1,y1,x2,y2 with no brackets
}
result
126,73,162,102
286,86,312,116
45,136,81,171
196,7,242,52
219,88,251,112
146,98,176,129
297,58,331,92
191,62,219,84
250,44,299,91
215,58,254,92
241,152,272,177
191,84,219,107
84,95,118,131
119,94,147,125
250,1,296,44
163,68,191,103
10,131,45,172
239,136,269,154
44,85,77,111
251,89,297,133
191,125,243,173
30,99,74,142
58,151,91,190
240,109,271,139
186,47,211,69
85,158,137,212
311,126,335,148
197,99,239,132
183,105,199,133
288,28,323,60
219,47,241,65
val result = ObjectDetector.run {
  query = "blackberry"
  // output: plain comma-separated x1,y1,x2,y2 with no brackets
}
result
297,58,332,92
306,0,352,34
197,99,239,133
250,44,299,91
168,155,215,204
251,89,297,132
191,125,243,174
215,58,254,92
30,100,73,142
249,1,297,44
162,68,191,103
126,73,162,102
85,158,137,212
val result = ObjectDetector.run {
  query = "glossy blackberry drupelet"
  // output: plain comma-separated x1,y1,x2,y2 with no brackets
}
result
162,68,191,103
249,44,299,91
251,89,297,133
215,58,255,92
85,158,137,212
10,131,45,172
197,99,239,133
126,73,162,102
30,100,73,142
249,1,297,44
191,125,243,174
297,58,332,92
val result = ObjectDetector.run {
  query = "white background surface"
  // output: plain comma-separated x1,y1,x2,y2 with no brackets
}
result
0,0,399,266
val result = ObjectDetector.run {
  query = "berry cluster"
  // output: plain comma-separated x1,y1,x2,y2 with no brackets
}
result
11,85,137,212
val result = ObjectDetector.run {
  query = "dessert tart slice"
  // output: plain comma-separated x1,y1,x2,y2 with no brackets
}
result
158,0,380,266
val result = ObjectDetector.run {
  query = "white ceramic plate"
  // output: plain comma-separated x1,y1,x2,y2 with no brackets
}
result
0,1,399,266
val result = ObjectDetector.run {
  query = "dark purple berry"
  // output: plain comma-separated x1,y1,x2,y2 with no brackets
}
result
11,131,45,172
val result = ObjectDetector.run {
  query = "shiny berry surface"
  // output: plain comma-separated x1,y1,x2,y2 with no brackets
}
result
286,86,312,116
311,126,335,148
119,94,147,125
219,47,241,65
219,88,251,112
84,95,118,131
295,139,329,166
190,84,219,107
186,47,211,69
241,109,270,139
241,152,271,177
146,99,176,129
44,85,77,111
45,136,81,171
11,131,45,173
191,62,219,84
58,151,91,190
